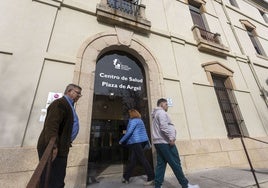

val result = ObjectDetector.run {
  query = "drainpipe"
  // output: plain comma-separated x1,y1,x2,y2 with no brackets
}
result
221,0,268,108
247,55,268,107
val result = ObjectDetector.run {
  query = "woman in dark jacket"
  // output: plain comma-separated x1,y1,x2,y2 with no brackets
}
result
119,109,155,185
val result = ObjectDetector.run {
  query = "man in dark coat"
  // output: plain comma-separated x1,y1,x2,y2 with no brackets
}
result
37,83,82,188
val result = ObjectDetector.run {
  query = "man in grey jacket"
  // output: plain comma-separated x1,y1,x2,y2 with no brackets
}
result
152,98,199,188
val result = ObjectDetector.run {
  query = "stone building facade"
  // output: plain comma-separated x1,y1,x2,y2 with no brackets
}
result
0,0,268,187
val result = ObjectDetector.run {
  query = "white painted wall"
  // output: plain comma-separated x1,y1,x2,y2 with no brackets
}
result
0,1,58,146
0,0,268,148
23,60,75,146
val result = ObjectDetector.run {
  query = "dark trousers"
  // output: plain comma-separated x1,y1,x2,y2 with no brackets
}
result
38,150,68,188
154,144,189,188
123,143,155,181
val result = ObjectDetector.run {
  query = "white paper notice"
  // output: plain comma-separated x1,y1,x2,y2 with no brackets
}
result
39,92,63,122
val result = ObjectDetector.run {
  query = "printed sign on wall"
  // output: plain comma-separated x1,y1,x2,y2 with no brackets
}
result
39,92,63,122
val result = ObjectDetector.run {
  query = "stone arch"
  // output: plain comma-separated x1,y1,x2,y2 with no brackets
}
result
73,27,164,143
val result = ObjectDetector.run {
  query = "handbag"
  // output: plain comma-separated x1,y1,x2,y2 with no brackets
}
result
143,140,152,150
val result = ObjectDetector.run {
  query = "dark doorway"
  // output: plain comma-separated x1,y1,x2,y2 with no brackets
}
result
87,51,153,184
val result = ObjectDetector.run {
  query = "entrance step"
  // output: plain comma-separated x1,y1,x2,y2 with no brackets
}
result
87,175,149,188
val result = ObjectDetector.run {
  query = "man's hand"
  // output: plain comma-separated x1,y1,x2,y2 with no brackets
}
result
52,147,58,161
169,140,176,146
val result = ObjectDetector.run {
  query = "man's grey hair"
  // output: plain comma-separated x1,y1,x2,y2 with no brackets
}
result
64,84,82,94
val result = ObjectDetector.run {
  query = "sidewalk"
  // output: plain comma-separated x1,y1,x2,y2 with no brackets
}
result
87,167,268,188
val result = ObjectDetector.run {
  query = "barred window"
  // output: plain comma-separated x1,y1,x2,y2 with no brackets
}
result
212,75,243,138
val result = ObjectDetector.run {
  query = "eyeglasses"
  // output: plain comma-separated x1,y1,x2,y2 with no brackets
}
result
73,90,82,97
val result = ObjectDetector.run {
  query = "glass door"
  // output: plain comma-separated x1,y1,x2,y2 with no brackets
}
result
87,51,153,184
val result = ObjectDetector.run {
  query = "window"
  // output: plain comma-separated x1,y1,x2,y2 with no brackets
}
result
240,19,266,57
212,75,243,138
189,4,222,45
229,0,239,8
190,2,229,56
189,5,206,30
202,62,248,137
189,5,211,41
259,10,268,23
246,27,265,56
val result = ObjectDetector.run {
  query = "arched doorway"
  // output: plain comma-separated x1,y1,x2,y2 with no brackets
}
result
73,29,164,186
87,50,152,183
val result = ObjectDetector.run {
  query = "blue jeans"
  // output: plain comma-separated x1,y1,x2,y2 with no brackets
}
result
154,144,188,188
123,143,155,181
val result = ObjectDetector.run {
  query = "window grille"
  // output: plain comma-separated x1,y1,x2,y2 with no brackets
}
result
213,76,244,138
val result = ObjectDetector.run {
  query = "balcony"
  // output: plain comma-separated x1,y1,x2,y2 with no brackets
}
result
107,0,138,16
96,0,151,34
192,25,230,57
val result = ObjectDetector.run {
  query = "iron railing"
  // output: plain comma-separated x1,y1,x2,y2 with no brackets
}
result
107,0,140,16
27,137,56,188
214,85,268,188
243,135,268,145
214,84,268,188
235,135,268,188
197,26,221,44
